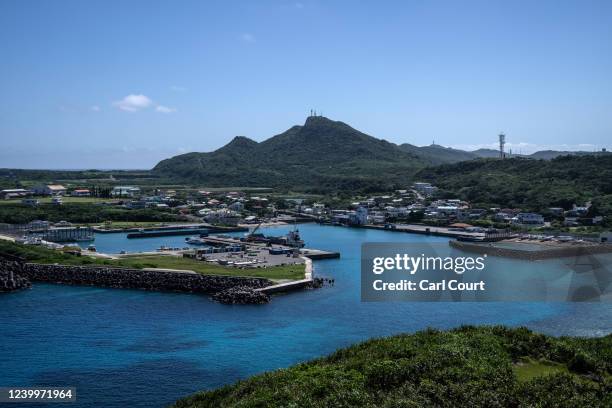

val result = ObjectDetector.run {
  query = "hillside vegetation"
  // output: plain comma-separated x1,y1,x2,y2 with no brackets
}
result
417,155,612,217
173,326,611,407
153,117,430,192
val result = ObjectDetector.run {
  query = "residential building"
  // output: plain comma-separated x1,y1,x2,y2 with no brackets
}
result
33,184,66,196
71,189,91,197
111,186,141,198
0,188,32,199
512,213,545,225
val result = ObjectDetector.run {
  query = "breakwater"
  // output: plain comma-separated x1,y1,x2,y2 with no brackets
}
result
450,240,612,260
20,263,271,293
1,261,272,302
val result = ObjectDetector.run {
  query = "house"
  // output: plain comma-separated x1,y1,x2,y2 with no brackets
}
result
512,213,545,225
0,188,32,199
548,207,564,216
71,189,91,197
413,182,438,197
33,184,66,196
565,205,589,217
111,186,141,198
228,201,244,212
563,217,580,227
202,209,241,226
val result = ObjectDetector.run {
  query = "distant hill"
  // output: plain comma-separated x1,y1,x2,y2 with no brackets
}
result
527,150,608,160
416,155,612,216
153,116,429,192
471,148,505,158
471,148,609,160
399,143,479,164
153,116,610,193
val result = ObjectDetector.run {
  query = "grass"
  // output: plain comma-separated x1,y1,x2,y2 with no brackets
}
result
0,240,304,281
513,357,569,381
172,326,612,408
111,254,306,280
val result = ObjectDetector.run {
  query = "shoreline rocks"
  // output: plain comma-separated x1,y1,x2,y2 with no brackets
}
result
212,286,270,304
0,261,32,293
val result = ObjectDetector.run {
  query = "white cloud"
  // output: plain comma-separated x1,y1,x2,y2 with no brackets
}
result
113,94,153,112
156,105,177,114
90,105,101,112
240,33,256,43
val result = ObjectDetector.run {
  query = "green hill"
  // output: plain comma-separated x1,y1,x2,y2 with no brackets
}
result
399,143,479,164
153,116,429,192
416,155,612,217
173,326,611,408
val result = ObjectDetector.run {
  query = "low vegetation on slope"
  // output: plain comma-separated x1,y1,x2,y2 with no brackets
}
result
417,155,612,218
173,326,611,407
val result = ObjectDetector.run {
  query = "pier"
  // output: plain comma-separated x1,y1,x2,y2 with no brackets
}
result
361,223,485,239
197,235,340,259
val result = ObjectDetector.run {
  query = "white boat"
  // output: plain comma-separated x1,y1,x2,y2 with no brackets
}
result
185,236,207,245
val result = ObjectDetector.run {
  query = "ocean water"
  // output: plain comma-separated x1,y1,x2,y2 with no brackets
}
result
1,224,611,407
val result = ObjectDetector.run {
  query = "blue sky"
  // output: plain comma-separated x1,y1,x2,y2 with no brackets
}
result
1,0,611,169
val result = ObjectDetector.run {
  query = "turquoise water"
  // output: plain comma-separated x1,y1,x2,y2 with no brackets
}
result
1,224,611,407
76,230,219,253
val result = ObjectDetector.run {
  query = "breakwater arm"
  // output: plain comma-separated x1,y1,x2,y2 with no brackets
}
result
18,263,271,294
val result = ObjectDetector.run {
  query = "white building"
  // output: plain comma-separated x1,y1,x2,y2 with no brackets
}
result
111,186,141,198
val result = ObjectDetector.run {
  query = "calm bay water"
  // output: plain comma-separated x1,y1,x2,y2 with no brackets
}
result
1,224,611,407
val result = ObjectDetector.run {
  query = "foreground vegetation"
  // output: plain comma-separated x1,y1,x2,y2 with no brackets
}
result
0,240,303,280
173,326,611,407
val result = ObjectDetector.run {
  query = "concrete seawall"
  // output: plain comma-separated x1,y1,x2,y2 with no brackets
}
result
4,262,271,295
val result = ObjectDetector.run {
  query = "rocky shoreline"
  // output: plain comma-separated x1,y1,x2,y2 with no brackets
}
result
0,260,273,304
0,262,31,293
213,286,270,304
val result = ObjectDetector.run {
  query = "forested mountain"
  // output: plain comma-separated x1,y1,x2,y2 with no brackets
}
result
153,116,429,192
416,155,612,215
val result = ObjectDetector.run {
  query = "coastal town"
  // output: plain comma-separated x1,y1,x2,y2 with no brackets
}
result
1,179,609,245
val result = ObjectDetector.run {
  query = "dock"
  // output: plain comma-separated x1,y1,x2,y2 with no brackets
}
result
127,229,210,239
361,224,485,239
256,257,314,294
198,235,340,259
